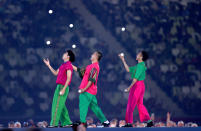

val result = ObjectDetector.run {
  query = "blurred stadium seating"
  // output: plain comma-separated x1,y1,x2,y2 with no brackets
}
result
0,0,201,126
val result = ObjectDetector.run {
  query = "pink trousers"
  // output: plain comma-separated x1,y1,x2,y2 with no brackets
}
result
125,80,150,123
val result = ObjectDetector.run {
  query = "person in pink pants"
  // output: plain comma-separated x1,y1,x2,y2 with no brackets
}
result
119,51,153,127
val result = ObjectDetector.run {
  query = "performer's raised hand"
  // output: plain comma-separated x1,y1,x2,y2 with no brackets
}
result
43,58,59,76
118,53,125,61
166,112,171,122
43,58,50,66
119,53,130,72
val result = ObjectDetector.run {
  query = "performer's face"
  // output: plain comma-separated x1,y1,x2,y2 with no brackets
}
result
90,52,98,61
136,52,143,61
62,52,69,61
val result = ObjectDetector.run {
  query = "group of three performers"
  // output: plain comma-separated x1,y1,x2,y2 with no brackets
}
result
43,50,153,128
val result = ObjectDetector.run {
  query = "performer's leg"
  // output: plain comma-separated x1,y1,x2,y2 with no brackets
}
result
79,92,91,123
60,106,72,126
50,85,68,126
125,83,141,124
50,85,60,126
137,82,151,122
89,95,107,123
60,86,72,126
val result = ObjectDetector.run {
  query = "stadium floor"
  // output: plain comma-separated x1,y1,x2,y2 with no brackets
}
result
0,127,200,131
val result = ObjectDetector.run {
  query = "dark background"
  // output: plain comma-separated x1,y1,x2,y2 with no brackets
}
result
0,0,201,125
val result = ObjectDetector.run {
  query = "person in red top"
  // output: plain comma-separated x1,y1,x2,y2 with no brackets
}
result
72,51,110,127
43,50,75,127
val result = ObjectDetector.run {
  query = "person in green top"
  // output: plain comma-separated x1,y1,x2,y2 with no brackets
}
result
119,51,153,127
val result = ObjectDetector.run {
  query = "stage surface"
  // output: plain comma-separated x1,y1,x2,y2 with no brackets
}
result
0,127,200,131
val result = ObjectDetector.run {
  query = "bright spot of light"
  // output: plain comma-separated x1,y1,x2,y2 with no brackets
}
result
48,10,53,14
72,44,76,48
120,53,124,56
46,40,51,45
69,24,74,28
121,27,126,32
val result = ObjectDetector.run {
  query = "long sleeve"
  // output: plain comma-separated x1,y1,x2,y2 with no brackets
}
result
77,67,86,79
88,67,98,84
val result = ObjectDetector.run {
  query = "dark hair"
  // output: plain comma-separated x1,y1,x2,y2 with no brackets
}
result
67,50,75,62
141,51,149,61
96,51,102,61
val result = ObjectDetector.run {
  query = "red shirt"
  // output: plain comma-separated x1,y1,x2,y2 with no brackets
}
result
56,61,73,86
79,62,99,95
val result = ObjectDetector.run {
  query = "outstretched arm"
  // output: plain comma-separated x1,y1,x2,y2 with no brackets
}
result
166,112,171,123
43,58,59,76
118,54,130,72
73,64,86,79
72,65,78,72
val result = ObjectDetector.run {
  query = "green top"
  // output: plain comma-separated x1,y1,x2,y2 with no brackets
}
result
129,62,147,80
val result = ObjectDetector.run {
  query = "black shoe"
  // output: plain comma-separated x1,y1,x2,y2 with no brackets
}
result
73,122,87,128
102,120,110,127
71,121,87,131
71,122,80,131
123,123,132,127
146,120,154,127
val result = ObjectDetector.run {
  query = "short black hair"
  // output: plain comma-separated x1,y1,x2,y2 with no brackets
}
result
67,50,75,62
96,51,102,61
141,51,149,61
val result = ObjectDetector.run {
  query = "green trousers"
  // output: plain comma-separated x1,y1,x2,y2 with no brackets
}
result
50,84,72,126
79,92,107,123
